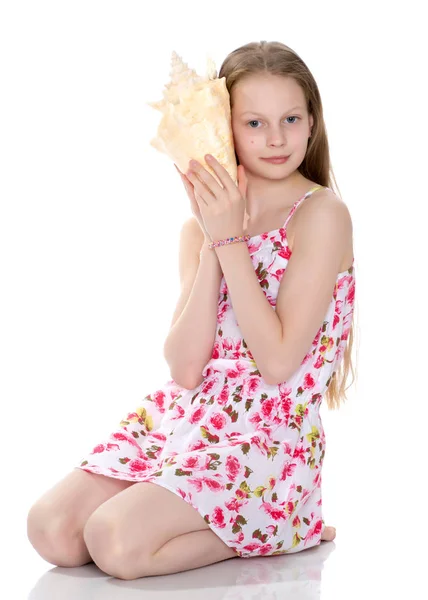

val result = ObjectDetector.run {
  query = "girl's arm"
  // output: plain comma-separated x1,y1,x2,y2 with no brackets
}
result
213,242,283,386
163,241,223,390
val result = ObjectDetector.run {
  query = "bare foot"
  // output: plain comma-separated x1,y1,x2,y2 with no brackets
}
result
321,525,336,542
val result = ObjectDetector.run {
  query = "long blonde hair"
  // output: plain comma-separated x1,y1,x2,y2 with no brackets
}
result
218,40,359,410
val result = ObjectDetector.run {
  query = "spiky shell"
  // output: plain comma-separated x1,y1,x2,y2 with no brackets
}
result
147,51,237,185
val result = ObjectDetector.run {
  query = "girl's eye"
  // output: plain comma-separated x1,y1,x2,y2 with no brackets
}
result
248,116,300,128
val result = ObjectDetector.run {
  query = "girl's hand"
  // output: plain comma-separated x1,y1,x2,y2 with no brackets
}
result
174,164,212,242
185,155,248,244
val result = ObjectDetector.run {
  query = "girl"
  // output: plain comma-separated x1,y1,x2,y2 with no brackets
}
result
27,40,356,580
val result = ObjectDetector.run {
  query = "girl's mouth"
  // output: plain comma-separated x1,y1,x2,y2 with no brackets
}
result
260,156,290,164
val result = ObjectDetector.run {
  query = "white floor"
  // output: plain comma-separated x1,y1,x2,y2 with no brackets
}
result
8,518,424,599
13,538,336,598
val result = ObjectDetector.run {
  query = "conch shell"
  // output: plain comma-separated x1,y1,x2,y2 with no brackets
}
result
147,51,237,186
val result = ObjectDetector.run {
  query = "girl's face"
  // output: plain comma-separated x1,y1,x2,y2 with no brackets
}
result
230,73,314,178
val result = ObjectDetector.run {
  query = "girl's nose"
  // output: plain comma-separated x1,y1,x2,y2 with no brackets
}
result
265,129,286,145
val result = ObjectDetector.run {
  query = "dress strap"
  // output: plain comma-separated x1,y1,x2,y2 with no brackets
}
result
283,185,329,230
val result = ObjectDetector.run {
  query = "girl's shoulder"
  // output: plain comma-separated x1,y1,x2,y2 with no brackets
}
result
288,184,353,271
288,182,341,230
297,182,347,214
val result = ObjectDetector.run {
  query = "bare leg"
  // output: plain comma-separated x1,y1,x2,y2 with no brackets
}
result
27,468,135,567
141,530,237,578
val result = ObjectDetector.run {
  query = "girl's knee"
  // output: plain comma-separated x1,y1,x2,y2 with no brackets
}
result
27,502,91,567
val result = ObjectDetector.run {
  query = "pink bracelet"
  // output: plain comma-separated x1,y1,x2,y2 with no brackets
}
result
208,234,250,250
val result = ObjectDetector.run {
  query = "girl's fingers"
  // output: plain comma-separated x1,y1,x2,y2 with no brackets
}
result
175,164,197,204
175,165,191,184
175,164,191,186
191,167,222,196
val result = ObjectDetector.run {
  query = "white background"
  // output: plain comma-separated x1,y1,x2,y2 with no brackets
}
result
1,0,426,597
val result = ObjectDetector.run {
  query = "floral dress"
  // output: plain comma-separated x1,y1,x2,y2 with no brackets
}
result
75,185,356,558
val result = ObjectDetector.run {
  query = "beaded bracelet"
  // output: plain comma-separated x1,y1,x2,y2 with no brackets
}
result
208,234,251,250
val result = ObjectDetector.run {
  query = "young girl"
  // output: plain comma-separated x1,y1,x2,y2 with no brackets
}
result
27,40,356,579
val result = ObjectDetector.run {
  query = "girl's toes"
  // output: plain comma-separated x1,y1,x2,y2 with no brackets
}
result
321,525,336,541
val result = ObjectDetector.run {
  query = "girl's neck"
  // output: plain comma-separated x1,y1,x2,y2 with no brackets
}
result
244,171,318,220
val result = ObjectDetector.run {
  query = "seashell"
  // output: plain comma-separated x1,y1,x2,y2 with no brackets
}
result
147,51,237,186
